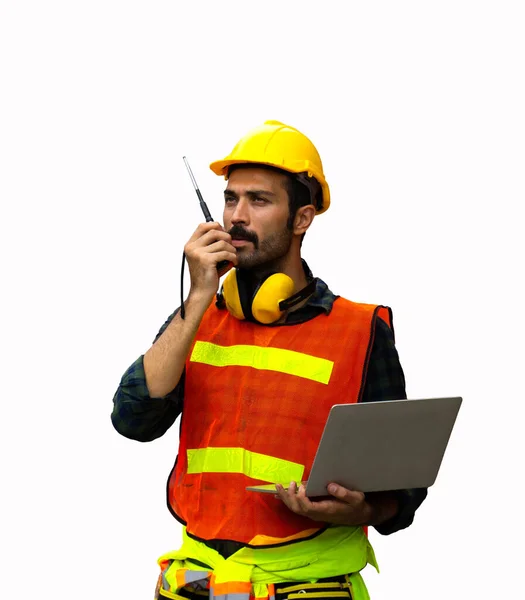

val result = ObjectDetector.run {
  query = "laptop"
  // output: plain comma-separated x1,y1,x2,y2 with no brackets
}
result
246,396,462,497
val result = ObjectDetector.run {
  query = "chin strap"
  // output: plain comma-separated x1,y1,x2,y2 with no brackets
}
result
295,173,323,211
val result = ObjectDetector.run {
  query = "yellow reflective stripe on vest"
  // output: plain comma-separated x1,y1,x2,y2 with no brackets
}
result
187,447,305,484
190,341,334,385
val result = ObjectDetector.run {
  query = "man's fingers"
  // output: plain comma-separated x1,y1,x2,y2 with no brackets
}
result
277,481,371,526
276,482,300,510
184,228,237,271
285,482,301,511
187,229,232,252
295,484,314,514
204,239,237,254
186,221,223,244
276,482,317,517
327,483,365,504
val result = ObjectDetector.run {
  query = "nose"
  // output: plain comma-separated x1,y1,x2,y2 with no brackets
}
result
230,198,250,226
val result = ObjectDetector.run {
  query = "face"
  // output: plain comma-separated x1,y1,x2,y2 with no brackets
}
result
223,167,293,271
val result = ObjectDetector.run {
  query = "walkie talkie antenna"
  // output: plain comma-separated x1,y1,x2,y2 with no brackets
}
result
179,157,230,320
183,156,213,222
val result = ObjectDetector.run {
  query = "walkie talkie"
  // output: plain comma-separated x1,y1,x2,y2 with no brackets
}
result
183,156,230,272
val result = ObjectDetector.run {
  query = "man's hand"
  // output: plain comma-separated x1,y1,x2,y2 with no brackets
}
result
275,482,398,527
184,222,237,304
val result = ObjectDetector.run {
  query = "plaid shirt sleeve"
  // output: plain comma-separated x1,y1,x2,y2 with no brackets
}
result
363,317,428,535
111,309,185,442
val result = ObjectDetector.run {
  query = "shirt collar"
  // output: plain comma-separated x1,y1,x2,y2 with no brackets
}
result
299,259,336,316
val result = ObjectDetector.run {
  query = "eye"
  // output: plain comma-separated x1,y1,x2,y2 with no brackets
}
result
224,196,236,205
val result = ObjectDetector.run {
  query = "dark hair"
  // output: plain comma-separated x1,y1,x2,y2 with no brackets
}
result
227,163,320,243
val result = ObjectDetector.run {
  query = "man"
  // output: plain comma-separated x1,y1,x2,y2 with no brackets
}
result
112,120,427,600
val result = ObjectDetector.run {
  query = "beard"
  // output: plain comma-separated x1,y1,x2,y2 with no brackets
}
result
229,224,294,275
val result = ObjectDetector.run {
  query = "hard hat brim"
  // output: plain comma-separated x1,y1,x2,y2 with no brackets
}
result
209,159,330,214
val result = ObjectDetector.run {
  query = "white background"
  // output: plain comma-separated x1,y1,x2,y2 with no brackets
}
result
1,1,524,598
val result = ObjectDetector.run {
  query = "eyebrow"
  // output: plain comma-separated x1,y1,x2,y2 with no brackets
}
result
224,189,277,199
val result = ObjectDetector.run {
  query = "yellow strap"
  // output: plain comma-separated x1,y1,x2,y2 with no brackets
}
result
187,447,304,484
190,341,334,385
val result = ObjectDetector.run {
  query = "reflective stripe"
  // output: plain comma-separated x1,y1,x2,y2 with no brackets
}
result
187,448,304,484
184,570,211,585
176,568,211,589
190,341,334,385
161,570,170,591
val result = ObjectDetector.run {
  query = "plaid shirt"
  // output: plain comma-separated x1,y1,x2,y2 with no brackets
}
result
112,272,427,536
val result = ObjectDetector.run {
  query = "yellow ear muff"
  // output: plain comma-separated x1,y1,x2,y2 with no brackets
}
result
222,269,245,320
252,273,295,324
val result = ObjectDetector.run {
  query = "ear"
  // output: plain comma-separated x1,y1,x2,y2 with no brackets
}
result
293,204,316,236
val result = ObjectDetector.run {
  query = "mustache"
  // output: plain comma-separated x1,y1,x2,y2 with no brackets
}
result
228,225,259,248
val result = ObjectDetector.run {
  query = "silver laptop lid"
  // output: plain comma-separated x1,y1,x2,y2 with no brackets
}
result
304,396,462,496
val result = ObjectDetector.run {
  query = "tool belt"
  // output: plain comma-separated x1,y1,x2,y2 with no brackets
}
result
156,574,356,600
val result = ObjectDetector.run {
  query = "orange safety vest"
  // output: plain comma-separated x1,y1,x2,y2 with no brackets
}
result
167,296,392,546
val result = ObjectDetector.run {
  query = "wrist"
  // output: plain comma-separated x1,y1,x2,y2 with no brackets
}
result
187,289,215,312
363,492,400,526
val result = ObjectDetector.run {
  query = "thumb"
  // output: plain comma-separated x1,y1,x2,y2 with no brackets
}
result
328,483,364,502
328,483,345,497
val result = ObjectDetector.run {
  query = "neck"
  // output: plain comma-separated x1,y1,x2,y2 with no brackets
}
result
252,252,308,294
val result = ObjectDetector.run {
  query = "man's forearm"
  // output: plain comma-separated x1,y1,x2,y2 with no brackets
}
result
143,292,211,398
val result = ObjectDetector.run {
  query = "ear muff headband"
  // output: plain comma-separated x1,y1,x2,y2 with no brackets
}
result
278,277,317,311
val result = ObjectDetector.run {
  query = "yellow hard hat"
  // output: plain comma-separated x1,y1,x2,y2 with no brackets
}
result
209,120,330,214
